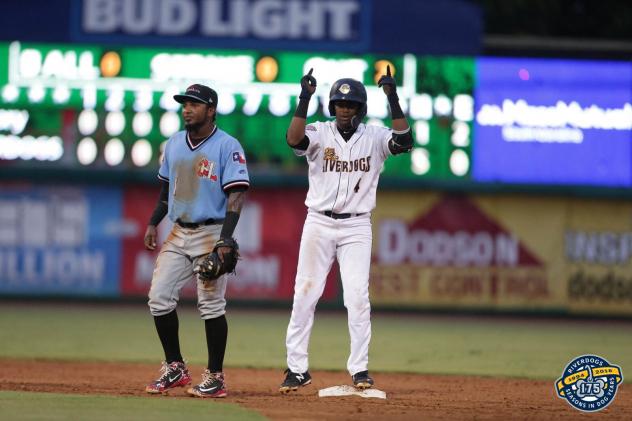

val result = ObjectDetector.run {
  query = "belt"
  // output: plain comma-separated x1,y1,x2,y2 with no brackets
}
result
322,211,365,220
176,218,224,228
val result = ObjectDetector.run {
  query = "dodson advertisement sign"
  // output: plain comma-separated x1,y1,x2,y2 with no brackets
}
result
370,192,632,316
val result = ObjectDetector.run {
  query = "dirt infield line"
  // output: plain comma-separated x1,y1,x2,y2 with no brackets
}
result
1,359,630,420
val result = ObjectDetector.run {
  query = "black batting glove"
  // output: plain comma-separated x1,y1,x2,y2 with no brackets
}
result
299,68,317,99
377,65,397,97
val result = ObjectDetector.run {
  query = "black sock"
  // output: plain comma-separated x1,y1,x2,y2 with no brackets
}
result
154,310,183,363
205,315,228,372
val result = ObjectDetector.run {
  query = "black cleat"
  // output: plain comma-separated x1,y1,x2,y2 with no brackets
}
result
352,370,374,390
279,369,312,394
145,361,192,394
187,370,227,398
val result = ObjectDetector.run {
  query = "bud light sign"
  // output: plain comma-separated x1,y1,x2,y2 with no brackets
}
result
74,0,369,51
473,58,632,187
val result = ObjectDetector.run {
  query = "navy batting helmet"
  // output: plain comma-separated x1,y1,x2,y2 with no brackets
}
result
328,78,367,124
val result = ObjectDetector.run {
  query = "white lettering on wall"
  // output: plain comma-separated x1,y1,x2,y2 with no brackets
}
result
150,53,254,83
378,220,519,267
83,0,360,40
0,198,87,247
476,99,632,144
566,230,632,265
159,0,197,34
18,47,99,81
229,256,279,290
501,126,583,143
83,0,119,32
302,57,368,86
0,250,105,287
0,196,105,288
123,0,154,34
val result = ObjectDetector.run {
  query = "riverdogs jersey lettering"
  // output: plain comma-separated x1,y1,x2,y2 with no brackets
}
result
294,121,391,214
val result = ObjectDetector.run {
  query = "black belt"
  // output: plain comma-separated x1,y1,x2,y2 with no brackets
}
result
322,211,365,220
176,218,224,228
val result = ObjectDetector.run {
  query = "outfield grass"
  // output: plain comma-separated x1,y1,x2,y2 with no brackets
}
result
1,302,631,380
0,391,265,421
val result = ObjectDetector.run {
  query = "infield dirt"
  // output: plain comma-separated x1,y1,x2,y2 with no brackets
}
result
2,359,630,420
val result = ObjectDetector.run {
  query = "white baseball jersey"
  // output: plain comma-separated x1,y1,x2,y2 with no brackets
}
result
294,121,392,214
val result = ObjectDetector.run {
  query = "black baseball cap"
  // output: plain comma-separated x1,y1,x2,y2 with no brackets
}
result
174,84,218,106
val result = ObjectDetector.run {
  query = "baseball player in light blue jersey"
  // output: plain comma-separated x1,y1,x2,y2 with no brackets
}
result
144,84,250,398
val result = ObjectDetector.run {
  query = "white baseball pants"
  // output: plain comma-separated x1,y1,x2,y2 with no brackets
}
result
286,210,372,376
148,223,228,320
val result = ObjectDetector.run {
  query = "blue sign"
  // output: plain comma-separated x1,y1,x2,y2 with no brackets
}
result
473,58,632,187
0,185,122,297
71,0,371,52
0,0,481,55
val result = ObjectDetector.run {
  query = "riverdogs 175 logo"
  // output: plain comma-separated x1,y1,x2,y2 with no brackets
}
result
556,355,623,412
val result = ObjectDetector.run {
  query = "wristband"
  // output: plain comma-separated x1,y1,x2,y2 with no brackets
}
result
220,211,240,239
294,98,310,119
387,93,405,120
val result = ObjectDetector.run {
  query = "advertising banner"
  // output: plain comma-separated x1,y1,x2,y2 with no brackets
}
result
564,199,632,316
73,0,372,52
473,58,632,187
0,183,122,296
120,187,339,302
3,181,632,316
0,0,482,55
370,193,563,311
370,192,632,315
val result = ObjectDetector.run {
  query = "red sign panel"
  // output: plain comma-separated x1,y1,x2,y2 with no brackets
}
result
120,187,339,301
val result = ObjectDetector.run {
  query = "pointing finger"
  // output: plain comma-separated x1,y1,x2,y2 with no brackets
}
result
307,68,313,76
386,65,391,77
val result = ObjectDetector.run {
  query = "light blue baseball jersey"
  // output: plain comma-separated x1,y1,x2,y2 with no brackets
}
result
158,126,250,222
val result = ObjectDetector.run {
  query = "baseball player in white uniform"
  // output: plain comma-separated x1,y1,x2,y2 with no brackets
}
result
280,67,413,393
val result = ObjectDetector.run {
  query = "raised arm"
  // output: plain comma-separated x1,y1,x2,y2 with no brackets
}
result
287,68,317,148
378,65,413,155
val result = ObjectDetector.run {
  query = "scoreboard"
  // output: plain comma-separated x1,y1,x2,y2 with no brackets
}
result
0,41,473,180
3,41,632,189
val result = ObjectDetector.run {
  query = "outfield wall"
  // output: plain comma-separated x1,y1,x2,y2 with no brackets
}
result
0,183,339,303
370,192,632,316
0,183,630,316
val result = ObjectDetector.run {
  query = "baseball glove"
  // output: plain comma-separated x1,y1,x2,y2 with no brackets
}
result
194,238,240,282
